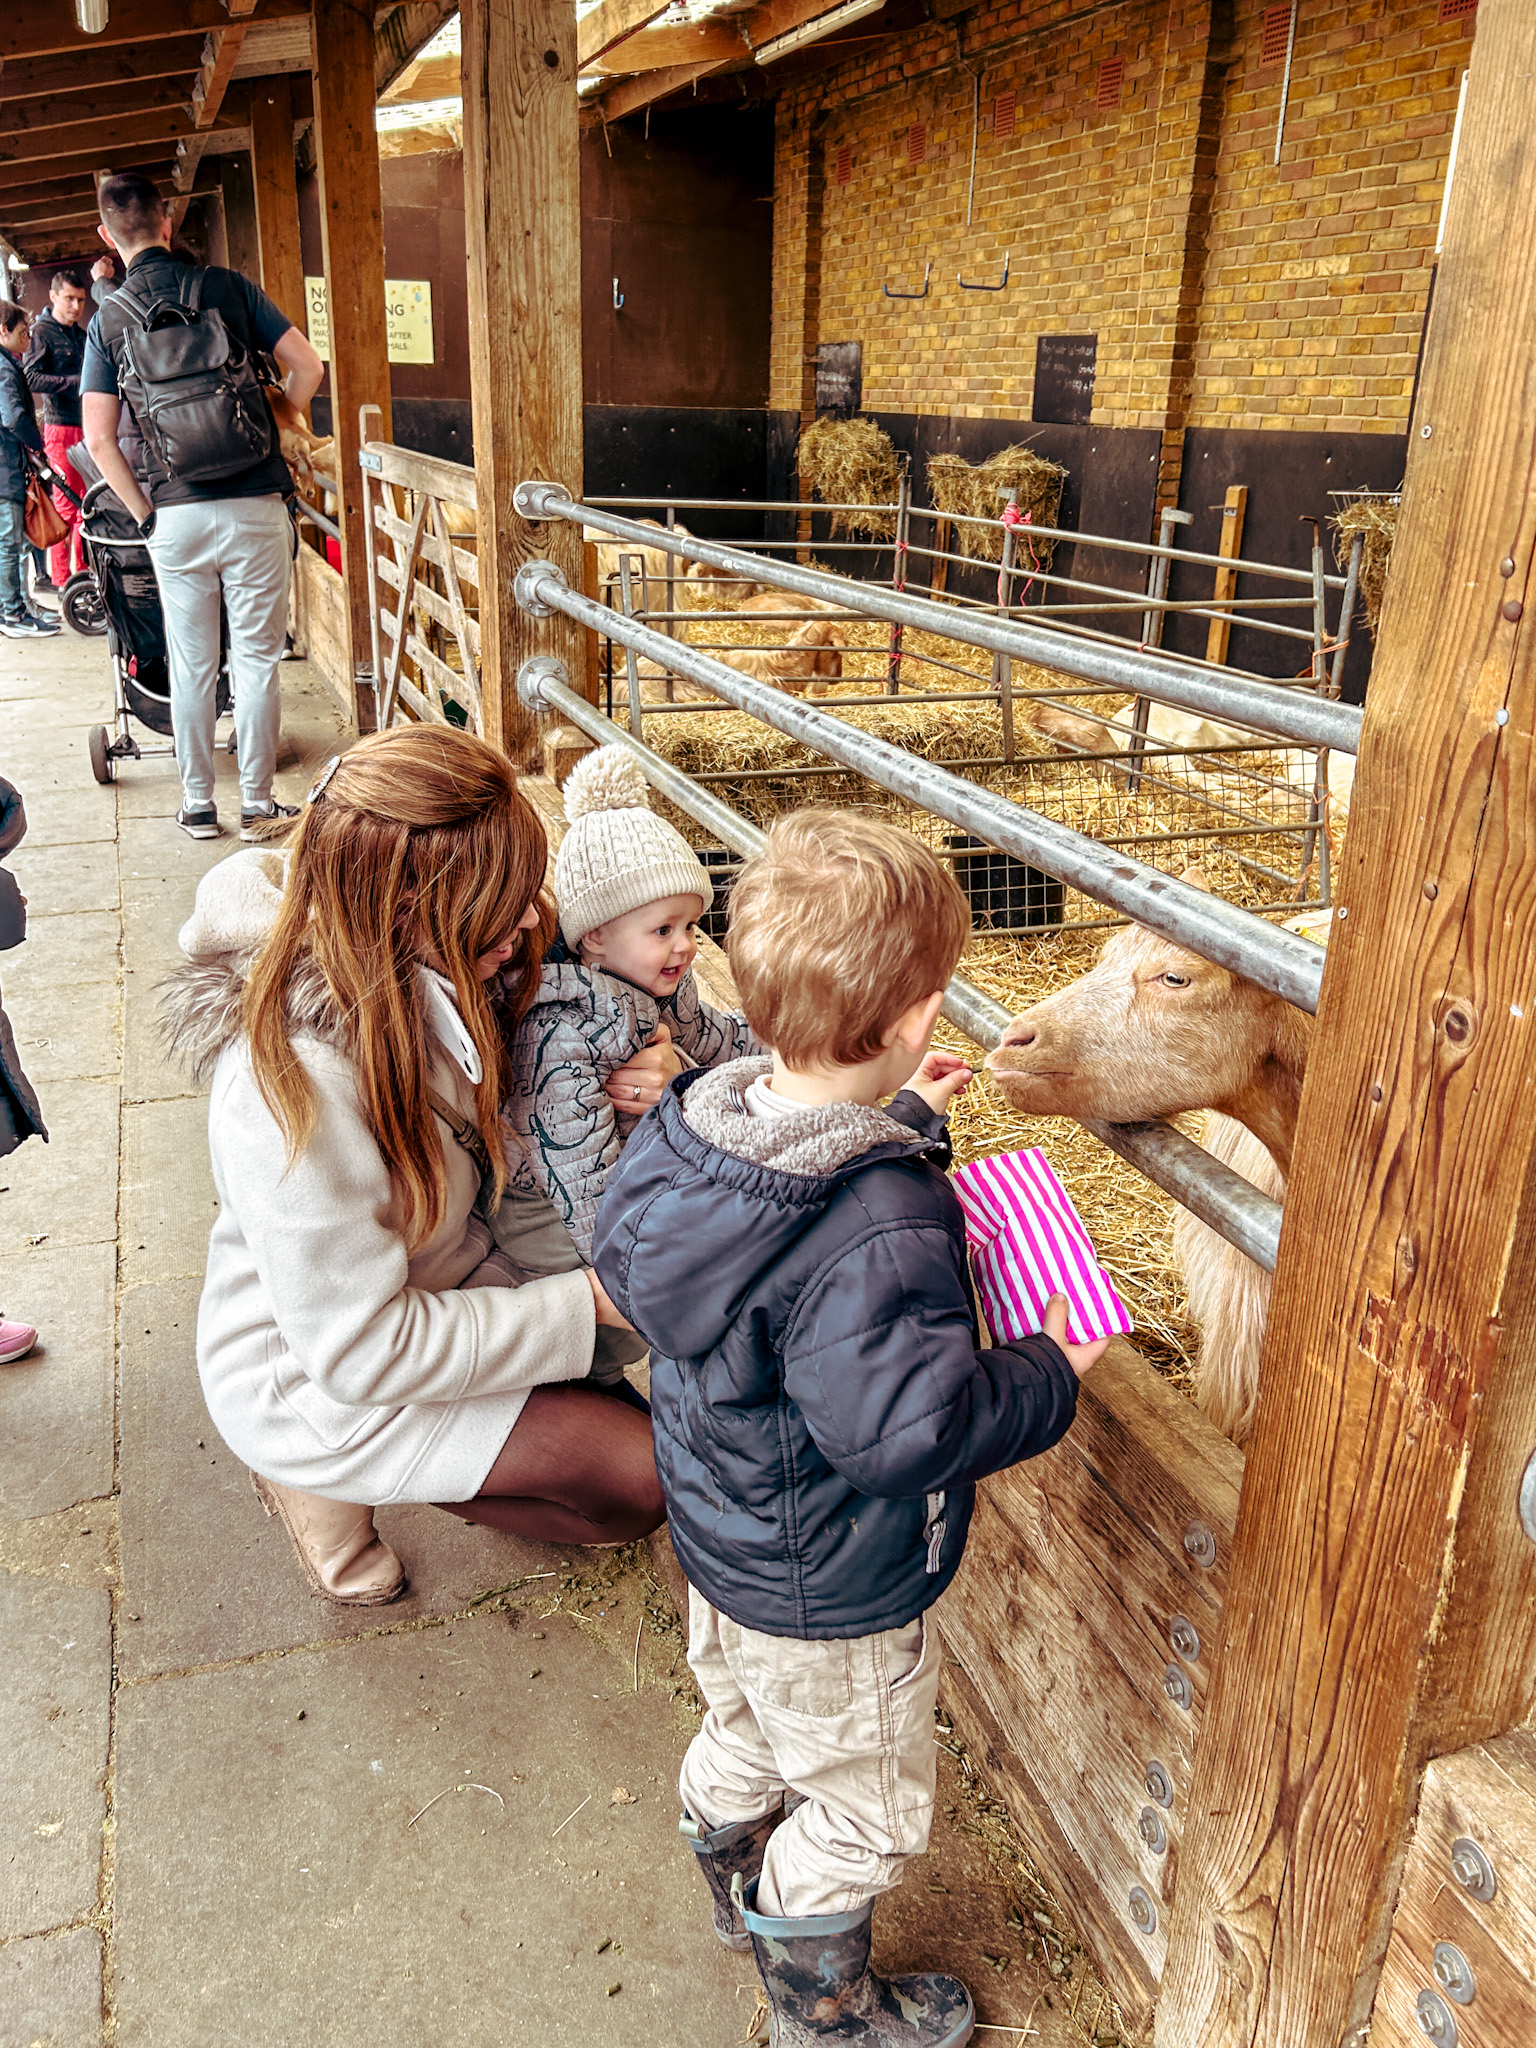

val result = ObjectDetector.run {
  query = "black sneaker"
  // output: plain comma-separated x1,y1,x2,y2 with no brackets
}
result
1,611,60,638
176,805,220,841
240,799,299,843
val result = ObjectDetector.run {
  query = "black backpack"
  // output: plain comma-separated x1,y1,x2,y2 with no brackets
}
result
116,269,275,486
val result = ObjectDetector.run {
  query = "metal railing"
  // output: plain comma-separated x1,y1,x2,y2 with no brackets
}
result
517,654,1284,1273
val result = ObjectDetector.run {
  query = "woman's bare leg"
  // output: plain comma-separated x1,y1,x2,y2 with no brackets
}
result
436,1383,664,1546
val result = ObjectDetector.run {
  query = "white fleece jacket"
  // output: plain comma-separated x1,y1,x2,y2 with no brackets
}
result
166,850,597,1504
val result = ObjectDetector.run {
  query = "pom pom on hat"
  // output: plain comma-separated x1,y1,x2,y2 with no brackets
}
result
562,747,651,822
553,746,713,948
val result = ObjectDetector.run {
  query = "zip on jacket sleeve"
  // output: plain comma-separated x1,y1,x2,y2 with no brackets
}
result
781,1214,1079,1499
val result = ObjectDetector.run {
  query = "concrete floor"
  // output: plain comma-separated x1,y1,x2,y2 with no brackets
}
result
0,631,1092,2048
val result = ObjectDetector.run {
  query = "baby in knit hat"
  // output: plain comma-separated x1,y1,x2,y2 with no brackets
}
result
502,748,759,1268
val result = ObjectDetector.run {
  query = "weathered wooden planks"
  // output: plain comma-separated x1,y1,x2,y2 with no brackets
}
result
290,547,351,718
311,0,393,731
1372,1729,1536,2048
249,75,305,328
938,1341,1242,2040
460,0,583,763
1156,6,1536,2043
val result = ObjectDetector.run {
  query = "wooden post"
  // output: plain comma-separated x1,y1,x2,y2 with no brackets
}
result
311,0,392,732
1157,7,1536,2045
1203,483,1247,668
249,75,306,328
460,0,582,766
217,151,259,281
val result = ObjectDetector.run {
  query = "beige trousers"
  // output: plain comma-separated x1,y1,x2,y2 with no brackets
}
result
678,1588,942,1919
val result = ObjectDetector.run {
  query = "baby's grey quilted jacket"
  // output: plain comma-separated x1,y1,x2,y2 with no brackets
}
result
505,951,759,1261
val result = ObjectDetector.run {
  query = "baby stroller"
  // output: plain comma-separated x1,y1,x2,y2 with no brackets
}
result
60,446,232,787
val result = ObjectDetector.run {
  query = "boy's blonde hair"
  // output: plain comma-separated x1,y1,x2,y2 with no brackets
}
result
728,809,971,1067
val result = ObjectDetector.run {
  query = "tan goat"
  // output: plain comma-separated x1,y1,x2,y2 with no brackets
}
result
717,619,850,698
984,869,1310,1446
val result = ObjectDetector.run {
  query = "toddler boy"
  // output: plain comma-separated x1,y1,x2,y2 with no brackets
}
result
593,810,1104,2047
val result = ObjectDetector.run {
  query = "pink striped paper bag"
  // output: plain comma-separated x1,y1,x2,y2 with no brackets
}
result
952,1148,1133,1347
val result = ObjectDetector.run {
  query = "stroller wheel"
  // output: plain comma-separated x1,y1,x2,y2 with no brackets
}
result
61,573,108,639
88,725,114,786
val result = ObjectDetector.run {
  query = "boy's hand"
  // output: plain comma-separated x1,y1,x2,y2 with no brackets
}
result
1043,1294,1108,1378
908,1049,972,1115
587,1267,634,1331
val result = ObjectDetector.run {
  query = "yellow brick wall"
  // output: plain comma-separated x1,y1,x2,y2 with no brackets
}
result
1188,0,1468,432
769,0,1473,436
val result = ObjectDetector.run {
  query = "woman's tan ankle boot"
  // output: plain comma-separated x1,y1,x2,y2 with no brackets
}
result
251,1472,407,1605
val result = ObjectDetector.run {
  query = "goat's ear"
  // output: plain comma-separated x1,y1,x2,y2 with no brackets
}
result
1179,863,1213,892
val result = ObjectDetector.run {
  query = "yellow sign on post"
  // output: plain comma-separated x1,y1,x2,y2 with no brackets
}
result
304,278,435,365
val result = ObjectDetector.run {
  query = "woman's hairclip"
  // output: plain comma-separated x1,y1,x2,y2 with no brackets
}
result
307,755,342,805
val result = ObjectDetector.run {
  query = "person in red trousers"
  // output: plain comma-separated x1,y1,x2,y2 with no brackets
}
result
23,270,90,588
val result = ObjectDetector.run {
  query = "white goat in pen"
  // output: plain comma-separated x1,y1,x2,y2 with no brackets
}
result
985,871,1319,1446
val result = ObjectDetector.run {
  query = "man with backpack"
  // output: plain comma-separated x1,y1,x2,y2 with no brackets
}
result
80,173,324,842
23,270,91,592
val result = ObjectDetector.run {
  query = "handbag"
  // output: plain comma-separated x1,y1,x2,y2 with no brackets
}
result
24,473,68,552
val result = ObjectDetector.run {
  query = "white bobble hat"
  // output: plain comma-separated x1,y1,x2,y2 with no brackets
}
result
554,749,713,947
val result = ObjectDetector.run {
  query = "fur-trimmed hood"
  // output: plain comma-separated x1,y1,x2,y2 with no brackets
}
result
158,849,345,1083
679,1055,917,1178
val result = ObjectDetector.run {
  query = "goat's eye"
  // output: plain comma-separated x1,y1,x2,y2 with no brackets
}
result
1161,972,1190,988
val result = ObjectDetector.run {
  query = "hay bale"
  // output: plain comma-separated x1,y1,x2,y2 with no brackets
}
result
1330,493,1399,636
795,417,900,539
926,444,1068,568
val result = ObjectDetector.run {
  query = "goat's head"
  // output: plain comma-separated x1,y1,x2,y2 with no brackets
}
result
985,869,1300,1127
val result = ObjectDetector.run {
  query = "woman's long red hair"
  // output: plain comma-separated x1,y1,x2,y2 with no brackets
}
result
242,725,554,1250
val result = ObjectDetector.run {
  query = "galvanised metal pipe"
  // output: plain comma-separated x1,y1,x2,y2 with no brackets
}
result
518,483,1362,757
513,561,1329,1014
520,662,1283,1274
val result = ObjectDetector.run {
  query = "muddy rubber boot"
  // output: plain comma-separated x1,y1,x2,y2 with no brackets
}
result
735,1875,975,2046
680,1804,784,1950
251,1471,407,1605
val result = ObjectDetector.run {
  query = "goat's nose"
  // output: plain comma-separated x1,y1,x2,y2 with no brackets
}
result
998,1017,1038,1051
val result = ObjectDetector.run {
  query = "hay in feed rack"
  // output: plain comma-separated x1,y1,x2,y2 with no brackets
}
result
795,417,901,539
926,444,1068,568
1331,492,1399,636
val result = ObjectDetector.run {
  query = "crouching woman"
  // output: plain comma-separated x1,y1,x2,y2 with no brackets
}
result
161,725,666,1604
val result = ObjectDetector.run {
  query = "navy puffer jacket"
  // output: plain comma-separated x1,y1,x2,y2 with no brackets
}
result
593,1057,1078,1639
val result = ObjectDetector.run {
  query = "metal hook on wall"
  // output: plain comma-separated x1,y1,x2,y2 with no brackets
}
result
612,277,624,311
882,262,932,301
958,251,1010,292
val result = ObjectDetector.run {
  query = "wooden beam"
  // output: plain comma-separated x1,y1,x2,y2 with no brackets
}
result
1156,8,1536,2046
594,58,734,123
193,27,249,130
379,49,458,104
374,0,459,96
312,0,391,730
248,74,304,324
584,21,745,75
0,106,242,171
0,199,103,231
0,135,209,193
224,0,261,16
0,161,180,212
461,0,580,763
0,38,208,103
0,0,309,63
0,80,201,141
218,152,259,278
577,0,670,69
1204,484,1247,667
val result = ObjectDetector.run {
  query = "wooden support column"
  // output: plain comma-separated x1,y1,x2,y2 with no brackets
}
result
249,74,305,325
460,0,582,764
311,0,392,731
1157,5,1536,2044
217,151,260,282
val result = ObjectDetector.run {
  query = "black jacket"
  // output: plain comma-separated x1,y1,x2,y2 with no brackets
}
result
0,779,46,1158
24,312,86,429
0,348,43,504
593,1058,1078,1639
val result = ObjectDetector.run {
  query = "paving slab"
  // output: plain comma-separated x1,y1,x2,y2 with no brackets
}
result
113,1608,753,2048
5,979,120,1087
8,842,120,921
117,1280,571,1680
0,1080,119,1256
121,971,196,1105
118,1099,217,1287
0,1242,115,1522
0,915,119,1001
0,1578,110,1941
0,1927,103,2048
4,784,116,850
